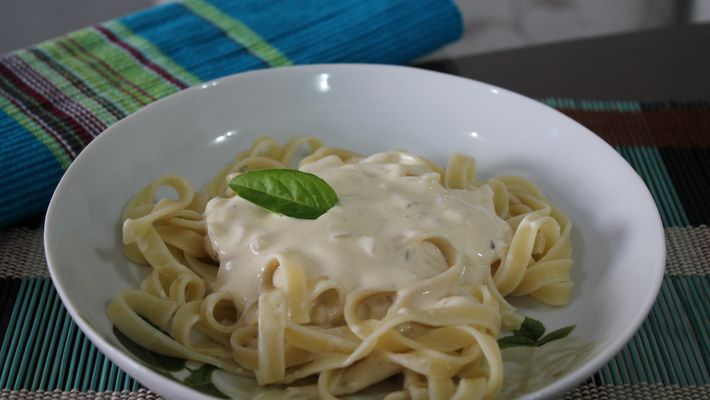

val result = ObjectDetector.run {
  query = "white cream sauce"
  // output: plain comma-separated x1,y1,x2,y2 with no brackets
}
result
205,152,512,310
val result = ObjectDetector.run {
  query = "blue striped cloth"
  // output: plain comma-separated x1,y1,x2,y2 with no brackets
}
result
0,0,463,228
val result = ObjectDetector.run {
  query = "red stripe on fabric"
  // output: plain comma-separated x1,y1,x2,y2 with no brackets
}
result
94,25,189,90
28,48,125,121
0,77,77,158
0,58,82,157
6,55,107,136
0,61,92,151
60,38,154,105
0,85,76,158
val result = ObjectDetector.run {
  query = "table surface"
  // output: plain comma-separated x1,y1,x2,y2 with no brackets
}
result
418,23,710,101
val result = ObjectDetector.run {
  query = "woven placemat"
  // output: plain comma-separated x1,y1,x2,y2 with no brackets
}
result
563,384,710,399
0,229,47,279
1,384,708,399
0,388,160,399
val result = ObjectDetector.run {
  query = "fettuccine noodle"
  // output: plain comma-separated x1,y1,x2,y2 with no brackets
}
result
108,136,573,399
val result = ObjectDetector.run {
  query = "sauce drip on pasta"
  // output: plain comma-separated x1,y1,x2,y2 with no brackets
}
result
206,151,512,311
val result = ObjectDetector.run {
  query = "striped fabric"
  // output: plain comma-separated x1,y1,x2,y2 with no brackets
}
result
0,0,464,228
2,98,710,398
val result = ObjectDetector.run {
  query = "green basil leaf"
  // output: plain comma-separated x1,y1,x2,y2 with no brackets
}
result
498,335,537,349
184,364,229,399
537,325,576,347
113,326,185,372
229,169,339,219
514,317,546,341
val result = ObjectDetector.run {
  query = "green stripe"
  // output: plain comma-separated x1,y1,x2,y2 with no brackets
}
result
27,47,127,120
81,330,97,390
68,28,181,102
541,98,642,112
627,334,652,381
671,276,710,364
15,51,120,128
0,94,72,170
637,320,668,382
99,357,111,391
182,0,293,67
663,278,708,384
0,280,28,387
63,323,82,390
39,36,146,112
32,288,62,389
104,21,201,86
615,146,689,227
4,279,41,389
30,48,127,119
0,69,87,151
0,278,136,391
599,276,710,385
653,280,689,384
13,279,52,389
46,306,71,388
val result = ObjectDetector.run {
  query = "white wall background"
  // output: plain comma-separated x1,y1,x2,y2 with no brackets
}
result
425,0,708,60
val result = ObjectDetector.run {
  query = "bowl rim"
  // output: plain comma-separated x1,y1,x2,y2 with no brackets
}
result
44,63,666,400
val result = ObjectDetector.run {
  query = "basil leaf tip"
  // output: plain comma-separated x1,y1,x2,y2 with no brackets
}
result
498,317,576,349
228,169,339,219
538,325,576,347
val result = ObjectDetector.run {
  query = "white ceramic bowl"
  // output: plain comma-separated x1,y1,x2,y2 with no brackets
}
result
44,64,665,399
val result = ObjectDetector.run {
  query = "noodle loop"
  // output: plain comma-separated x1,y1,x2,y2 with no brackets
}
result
108,136,574,399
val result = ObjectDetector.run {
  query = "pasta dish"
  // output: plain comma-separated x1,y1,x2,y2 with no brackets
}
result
108,136,573,399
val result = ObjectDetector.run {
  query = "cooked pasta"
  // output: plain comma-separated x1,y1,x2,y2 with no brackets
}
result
107,136,574,399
